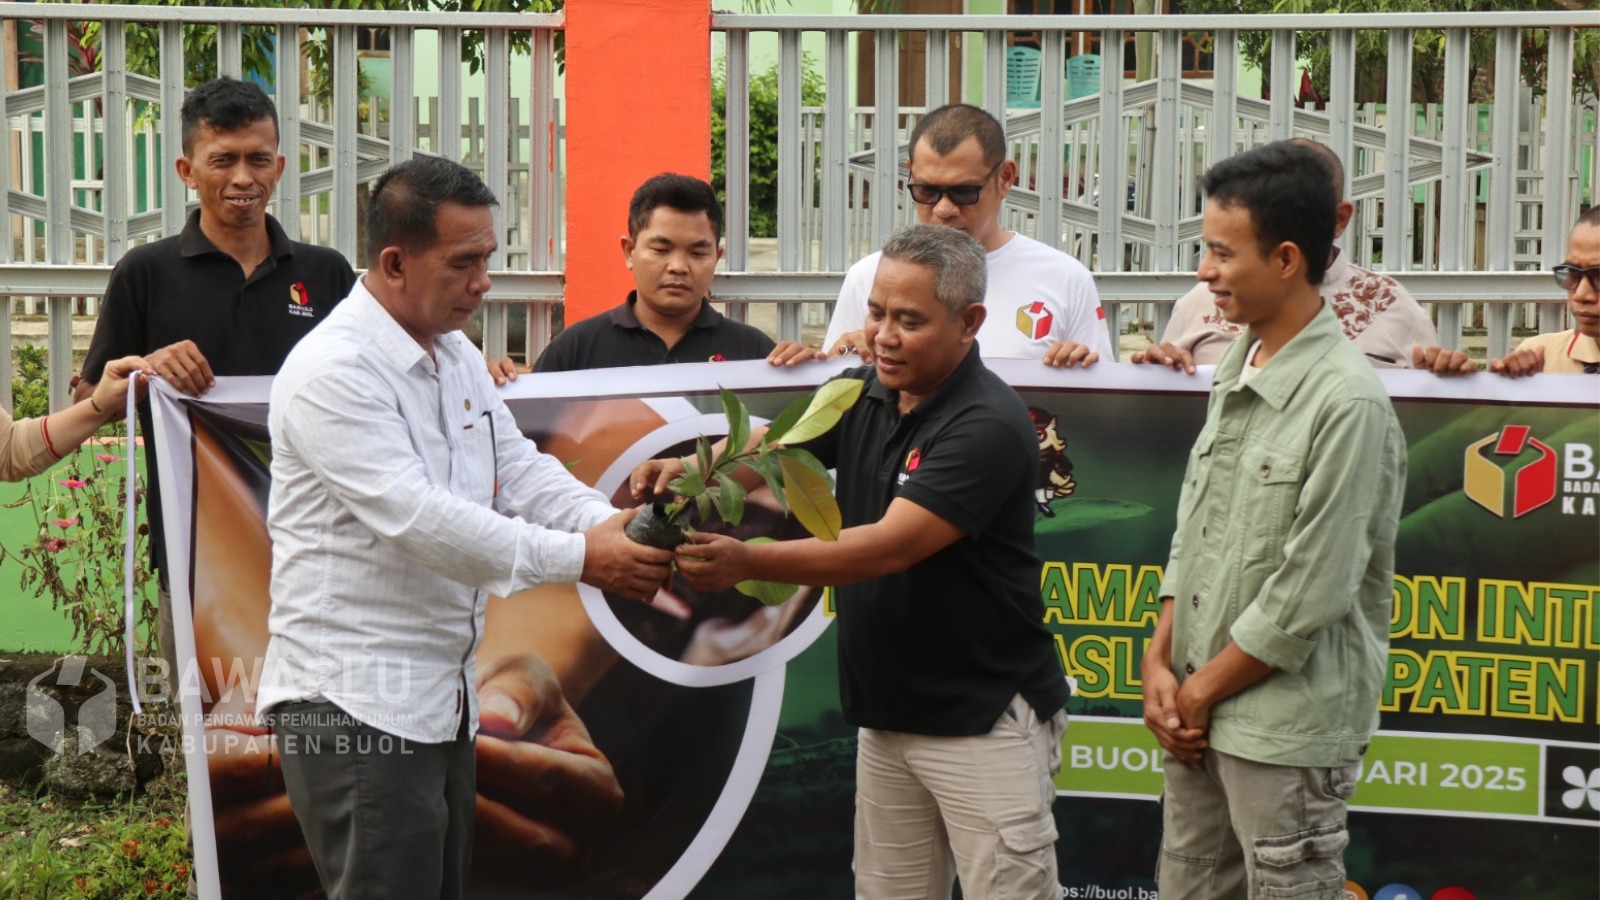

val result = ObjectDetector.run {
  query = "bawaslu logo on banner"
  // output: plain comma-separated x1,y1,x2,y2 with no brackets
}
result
149,362,1597,899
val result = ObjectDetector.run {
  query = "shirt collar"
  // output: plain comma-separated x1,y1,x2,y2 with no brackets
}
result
1561,331,1600,365
177,208,293,261
1214,303,1344,410
608,291,723,331
347,276,439,373
863,341,985,420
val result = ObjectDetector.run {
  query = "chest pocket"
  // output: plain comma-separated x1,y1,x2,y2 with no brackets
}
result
450,413,500,507
1174,430,1216,529
1241,444,1305,553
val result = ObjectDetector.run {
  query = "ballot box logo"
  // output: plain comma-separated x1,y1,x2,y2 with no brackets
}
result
1463,425,1556,519
287,281,316,318
27,656,117,755
1016,300,1053,340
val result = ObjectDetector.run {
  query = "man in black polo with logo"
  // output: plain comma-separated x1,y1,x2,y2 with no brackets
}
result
75,76,354,673
634,223,1070,900
532,173,812,371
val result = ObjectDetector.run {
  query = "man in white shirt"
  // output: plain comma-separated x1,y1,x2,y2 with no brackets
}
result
823,103,1113,367
1135,139,1439,373
259,157,673,900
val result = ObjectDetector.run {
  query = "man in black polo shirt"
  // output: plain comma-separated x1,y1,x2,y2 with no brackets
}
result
635,224,1070,900
75,76,354,674
533,173,813,371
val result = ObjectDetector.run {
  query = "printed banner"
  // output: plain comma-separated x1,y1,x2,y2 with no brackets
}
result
150,361,1598,900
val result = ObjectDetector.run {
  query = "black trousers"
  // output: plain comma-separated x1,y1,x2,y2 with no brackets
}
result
274,700,475,900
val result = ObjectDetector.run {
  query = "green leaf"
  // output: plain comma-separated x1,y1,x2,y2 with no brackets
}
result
733,538,801,605
714,386,751,471
749,458,788,512
669,470,705,497
736,578,802,606
780,454,842,540
773,446,834,488
770,378,864,447
695,492,714,526
761,392,813,448
695,437,714,483
712,476,747,527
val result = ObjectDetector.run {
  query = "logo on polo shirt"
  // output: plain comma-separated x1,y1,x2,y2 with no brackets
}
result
287,281,315,318
898,448,921,485
708,353,727,362
1015,301,1053,340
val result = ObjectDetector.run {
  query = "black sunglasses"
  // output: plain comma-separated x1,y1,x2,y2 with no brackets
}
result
1553,264,1600,292
907,161,1003,207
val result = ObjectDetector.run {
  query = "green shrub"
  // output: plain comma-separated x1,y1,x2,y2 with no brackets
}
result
10,343,50,421
712,54,826,239
0,783,191,899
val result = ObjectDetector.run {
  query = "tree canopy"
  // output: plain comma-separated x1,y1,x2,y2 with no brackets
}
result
1178,0,1600,103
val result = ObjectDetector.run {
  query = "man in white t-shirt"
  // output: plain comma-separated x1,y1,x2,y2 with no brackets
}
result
823,103,1114,368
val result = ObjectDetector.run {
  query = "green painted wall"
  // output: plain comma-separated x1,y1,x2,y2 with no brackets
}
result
0,445,151,654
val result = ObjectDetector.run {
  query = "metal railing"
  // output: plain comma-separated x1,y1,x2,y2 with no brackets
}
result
711,11,1597,356
1,3,561,409
4,6,1597,412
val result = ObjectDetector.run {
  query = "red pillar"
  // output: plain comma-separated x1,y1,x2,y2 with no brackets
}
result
563,0,713,323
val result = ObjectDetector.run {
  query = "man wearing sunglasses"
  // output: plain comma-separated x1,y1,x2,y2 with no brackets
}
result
822,104,1114,368
1489,205,1600,375
1410,205,1600,376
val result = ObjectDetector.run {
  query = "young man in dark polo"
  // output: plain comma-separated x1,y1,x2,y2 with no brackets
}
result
75,76,355,684
632,223,1071,900
533,173,813,371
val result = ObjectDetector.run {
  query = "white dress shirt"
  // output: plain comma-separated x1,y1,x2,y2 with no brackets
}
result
258,278,615,742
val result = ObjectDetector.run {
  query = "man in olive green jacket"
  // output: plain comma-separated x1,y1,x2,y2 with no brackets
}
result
1141,142,1406,898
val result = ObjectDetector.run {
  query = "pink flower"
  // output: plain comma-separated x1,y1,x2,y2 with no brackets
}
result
95,454,122,463
58,479,88,489
51,518,79,528
44,537,71,553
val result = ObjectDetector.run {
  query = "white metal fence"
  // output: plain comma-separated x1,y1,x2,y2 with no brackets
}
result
4,5,1597,412
1,3,561,409
712,12,1597,354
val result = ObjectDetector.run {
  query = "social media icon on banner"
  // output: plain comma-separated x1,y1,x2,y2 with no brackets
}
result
1430,888,1478,900
1344,882,1370,900
1373,885,1422,900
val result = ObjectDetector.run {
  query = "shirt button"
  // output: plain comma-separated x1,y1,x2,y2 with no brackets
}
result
1185,663,1195,675
464,399,472,411
1191,595,1199,608
1260,462,1271,478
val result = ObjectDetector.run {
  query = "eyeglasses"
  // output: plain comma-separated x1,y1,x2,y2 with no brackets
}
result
1552,264,1600,292
907,162,1003,207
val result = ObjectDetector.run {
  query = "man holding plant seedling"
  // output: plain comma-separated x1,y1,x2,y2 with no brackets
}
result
260,157,673,900
633,223,1072,900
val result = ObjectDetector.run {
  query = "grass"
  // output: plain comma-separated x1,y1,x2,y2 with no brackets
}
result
0,780,193,899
